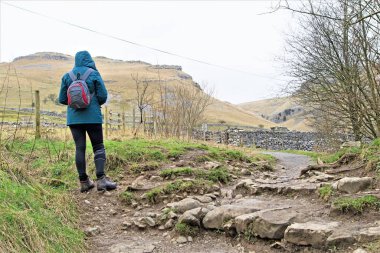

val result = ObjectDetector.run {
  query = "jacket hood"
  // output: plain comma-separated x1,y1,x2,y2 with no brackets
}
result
74,51,97,70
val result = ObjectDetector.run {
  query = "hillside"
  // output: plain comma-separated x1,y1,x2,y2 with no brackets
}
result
0,52,274,128
238,96,313,131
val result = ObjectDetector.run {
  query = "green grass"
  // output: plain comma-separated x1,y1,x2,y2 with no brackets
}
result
119,190,135,205
146,179,213,203
175,222,199,236
197,167,230,183
160,167,195,178
160,167,230,183
0,167,84,253
318,185,333,201
333,195,380,213
194,155,212,163
0,137,85,252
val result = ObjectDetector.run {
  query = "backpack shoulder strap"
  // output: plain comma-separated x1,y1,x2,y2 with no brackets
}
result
68,71,77,82
80,68,95,81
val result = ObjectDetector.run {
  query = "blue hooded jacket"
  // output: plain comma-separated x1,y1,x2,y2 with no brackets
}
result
58,51,107,125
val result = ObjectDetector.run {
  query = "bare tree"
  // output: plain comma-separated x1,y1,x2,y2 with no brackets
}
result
152,77,213,139
283,0,380,140
131,73,153,136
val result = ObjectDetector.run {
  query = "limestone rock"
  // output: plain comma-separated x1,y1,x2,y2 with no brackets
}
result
143,217,156,227
178,207,210,227
204,161,221,169
358,226,380,242
167,198,201,213
84,226,101,236
327,230,358,247
164,218,175,229
191,195,213,203
236,208,297,239
337,177,372,194
202,199,274,229
284,221,340,248
133,219,147,229
176,236,188,244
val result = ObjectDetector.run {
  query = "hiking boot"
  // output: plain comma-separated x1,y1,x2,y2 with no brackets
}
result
80,178,95,193
97,176,117,191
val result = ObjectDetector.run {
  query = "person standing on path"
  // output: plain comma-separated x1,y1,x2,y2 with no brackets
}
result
58,50,117,192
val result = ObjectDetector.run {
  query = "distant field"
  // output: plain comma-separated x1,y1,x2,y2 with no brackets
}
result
237,96,313,131
0,52,274,129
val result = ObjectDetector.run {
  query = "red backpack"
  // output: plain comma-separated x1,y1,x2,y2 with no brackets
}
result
67,68,94,109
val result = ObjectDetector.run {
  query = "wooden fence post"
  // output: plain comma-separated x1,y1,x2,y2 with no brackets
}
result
35,90,41,139
105,106,108,139
132,107,136,131
122,108,126,133
117,113,121,130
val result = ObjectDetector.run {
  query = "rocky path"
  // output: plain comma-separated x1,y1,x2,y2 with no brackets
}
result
75,150,380,253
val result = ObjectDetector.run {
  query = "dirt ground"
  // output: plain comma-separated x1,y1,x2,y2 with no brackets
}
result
74,150,378,253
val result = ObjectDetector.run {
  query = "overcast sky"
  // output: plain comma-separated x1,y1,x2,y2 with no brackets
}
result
1,1,297,104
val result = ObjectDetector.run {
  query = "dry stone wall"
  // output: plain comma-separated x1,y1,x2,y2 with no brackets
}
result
193,128,356,151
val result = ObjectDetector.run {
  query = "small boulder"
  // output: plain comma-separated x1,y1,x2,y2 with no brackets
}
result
236,208,297,239
176,236,188,244
167,198,201,213
84,226,101,236
133,219,147,229
204,161,221,169
164,218,175,229
143,217,156,227
337,177,372,194
284,221,340,248
178,207,210,227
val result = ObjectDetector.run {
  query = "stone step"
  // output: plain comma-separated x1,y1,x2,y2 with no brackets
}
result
233,178,319,197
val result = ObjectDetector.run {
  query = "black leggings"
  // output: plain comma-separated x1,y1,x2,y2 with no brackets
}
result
69,124,106,181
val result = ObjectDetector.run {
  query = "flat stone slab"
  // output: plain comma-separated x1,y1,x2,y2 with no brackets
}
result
285,221,340,248
235,207,297,239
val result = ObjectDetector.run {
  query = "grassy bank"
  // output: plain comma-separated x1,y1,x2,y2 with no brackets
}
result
0,137,85,253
